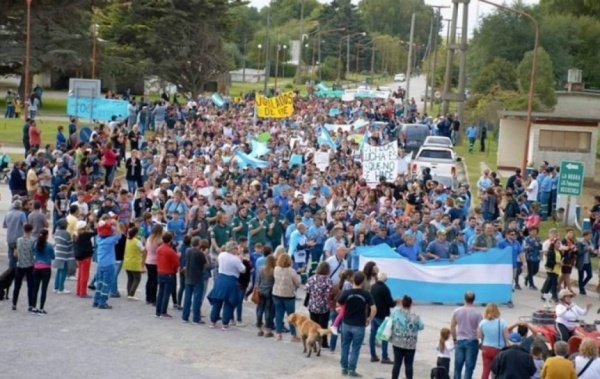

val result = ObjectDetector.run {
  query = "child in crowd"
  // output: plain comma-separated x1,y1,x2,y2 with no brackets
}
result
531,345,544,379
436,327,454,379
166,210,186,246
330,270,355,335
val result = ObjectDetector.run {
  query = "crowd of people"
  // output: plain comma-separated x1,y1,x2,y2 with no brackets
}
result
2,85,600,378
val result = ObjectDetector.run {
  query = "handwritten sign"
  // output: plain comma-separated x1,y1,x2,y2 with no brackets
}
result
256,92,294,118
362,142,398,186
314,151,329,172
66,97,129,122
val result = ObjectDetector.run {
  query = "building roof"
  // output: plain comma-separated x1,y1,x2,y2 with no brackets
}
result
499,110,600,123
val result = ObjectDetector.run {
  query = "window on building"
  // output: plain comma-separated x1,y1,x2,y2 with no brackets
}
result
538,130,591,153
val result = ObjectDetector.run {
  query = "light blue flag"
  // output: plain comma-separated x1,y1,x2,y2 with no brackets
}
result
222,156,231,163
359,128,370,151
235,150,270,169
289,154,303,166
248,140,270,158
212,93,225,107
316,83,329,92
352,119,368,130
318,128,337,150
403,152,413,163
328,108,340,117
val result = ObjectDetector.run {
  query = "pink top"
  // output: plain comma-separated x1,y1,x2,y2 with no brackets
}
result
29,126,41,145
145,238,160,265
102,149,118,167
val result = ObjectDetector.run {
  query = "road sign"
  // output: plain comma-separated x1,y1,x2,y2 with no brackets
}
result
434,91,442,99
557,160,584,196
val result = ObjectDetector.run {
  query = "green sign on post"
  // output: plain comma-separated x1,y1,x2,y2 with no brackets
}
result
557,160,584,196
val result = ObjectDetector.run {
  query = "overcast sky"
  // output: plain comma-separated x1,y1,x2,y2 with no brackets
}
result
247,0,540,36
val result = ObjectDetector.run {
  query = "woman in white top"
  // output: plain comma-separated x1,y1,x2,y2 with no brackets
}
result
574,338,600,379
555,289,592,342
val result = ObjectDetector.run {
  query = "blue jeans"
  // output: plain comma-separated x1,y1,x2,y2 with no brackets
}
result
330,310,340,351
256,293,275,329
54,267,68,291
578,263,593,292
111,261,123,295
311,244,324,263
156,274,174,316
340,323,366,373
235,288,245,322
127,180,138,193
273,295,296,335
468,137,475,152
454,339,479,379
182,282,204,323
539,191,550,221
94,265,115,306
209,298,234,326
369,317,389,360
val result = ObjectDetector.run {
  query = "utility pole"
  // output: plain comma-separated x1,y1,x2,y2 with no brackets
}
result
318,31,322,80
370,38,375,76
264,8,271,93
405,13,416,100
442,2,458,115
442,0,470,116
294,0,306,84
457,0,470,123
242,36,247,83
429,6,450,113
346,37,350,81
423,13,434,113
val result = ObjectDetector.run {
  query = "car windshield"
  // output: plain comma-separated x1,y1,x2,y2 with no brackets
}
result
426,138,450,145
418,149,453,160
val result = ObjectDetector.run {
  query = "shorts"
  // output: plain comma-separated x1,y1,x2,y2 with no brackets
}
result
561,266,572,275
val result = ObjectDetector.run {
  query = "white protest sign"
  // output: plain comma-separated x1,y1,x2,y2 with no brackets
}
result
314,151,330,171
342,92,355,102
197,186,214,198
362,142,399,186
325,123,352,133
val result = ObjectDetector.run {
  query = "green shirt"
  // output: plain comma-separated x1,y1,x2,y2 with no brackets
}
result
266,214,286,247
232,214,251,241
211,224,232,248
248,217,269,244
207,206,225,224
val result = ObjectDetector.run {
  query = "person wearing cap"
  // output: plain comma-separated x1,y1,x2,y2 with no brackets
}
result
73,220,96,298
490,330,536,379
554,289,592,342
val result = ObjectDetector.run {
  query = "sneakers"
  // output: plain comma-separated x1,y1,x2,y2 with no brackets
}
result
381,358,393,364
57,290,71,294
88,284,96,290
347,371,362,377
67,275,77,281
221,324,230,331
127,296,139,301
29,308,39,315
209,323,217,329
514,284,522,291
330,325,339,335
37,309,48,315
192,321,206,325
92,302,99,308
98,304,113,310
264,332,274,338
159,314,173,319
182,319,190,323
370,356,380,362
341,370,348,376
11,305,16,311
235,321,246,327
258,330,265,337
110,293,121,298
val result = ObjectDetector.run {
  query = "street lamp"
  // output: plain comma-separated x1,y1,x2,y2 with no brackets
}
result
257,44,262,83
91,23,98,79
282,45,288,78
24,0,33,119
479,0,539,174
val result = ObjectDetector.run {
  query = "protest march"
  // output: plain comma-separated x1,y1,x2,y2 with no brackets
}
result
3,83,600,379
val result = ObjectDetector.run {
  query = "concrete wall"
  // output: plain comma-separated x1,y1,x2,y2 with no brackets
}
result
555,92,600,119
529,123,599,178
497,118,527,169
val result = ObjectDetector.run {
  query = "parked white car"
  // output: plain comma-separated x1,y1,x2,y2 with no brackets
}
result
394,73,406,82
410,146,458,180
422,136,453,149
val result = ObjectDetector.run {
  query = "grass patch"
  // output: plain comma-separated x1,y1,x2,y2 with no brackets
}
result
0,118,65,146
454,135,499,201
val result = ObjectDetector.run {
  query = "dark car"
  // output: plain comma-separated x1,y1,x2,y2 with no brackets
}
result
400,124,430,154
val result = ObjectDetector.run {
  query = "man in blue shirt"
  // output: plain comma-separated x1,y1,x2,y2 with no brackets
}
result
498,228,523,308
396,234,425,262
424,230,451,260
94,228,123,309
466,125,478,153
370,225,393,246
462,217,477,243
537,168,552,221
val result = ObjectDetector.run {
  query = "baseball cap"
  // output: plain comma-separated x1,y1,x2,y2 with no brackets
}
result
508,332,522,343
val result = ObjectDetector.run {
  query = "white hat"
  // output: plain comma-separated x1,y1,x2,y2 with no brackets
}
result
76,220,87,230
558,289,575,300
161,178,170,184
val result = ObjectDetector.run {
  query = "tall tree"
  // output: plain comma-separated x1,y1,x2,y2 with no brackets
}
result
540,0,600,17
359,0,433,44
471,58,518,94
259,0,321,27
0,0,96,90
101,0,235,96
517,47,557,109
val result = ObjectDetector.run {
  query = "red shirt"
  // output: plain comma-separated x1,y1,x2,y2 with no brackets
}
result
156,243,179,275
29,125,41,145
102,149,118,167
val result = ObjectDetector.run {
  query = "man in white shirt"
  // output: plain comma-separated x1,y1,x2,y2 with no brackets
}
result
209,241,246,330
323,227,346,259
325,246,349,285
526,171,539,204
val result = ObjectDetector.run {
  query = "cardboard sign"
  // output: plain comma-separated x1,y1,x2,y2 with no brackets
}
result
314,151,330,171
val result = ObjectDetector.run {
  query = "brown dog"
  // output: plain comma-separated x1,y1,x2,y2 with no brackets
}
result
288,312,331,357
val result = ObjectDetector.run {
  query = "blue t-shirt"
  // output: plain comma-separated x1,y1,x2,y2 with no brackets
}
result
397,244,420,261
498,239,522,268
478,318,507,349
167,219,186,242
426,240,451,259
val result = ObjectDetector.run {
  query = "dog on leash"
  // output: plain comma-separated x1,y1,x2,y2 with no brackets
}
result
0,267,16,300
288,312,332,357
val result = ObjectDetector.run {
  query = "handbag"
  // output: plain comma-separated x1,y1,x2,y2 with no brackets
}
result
376,316,393,342
251,286,260,305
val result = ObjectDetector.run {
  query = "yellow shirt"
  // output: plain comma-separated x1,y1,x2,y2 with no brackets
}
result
541,356,576,379
123,238,145,272
545,250,561,275
66,215,78,236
